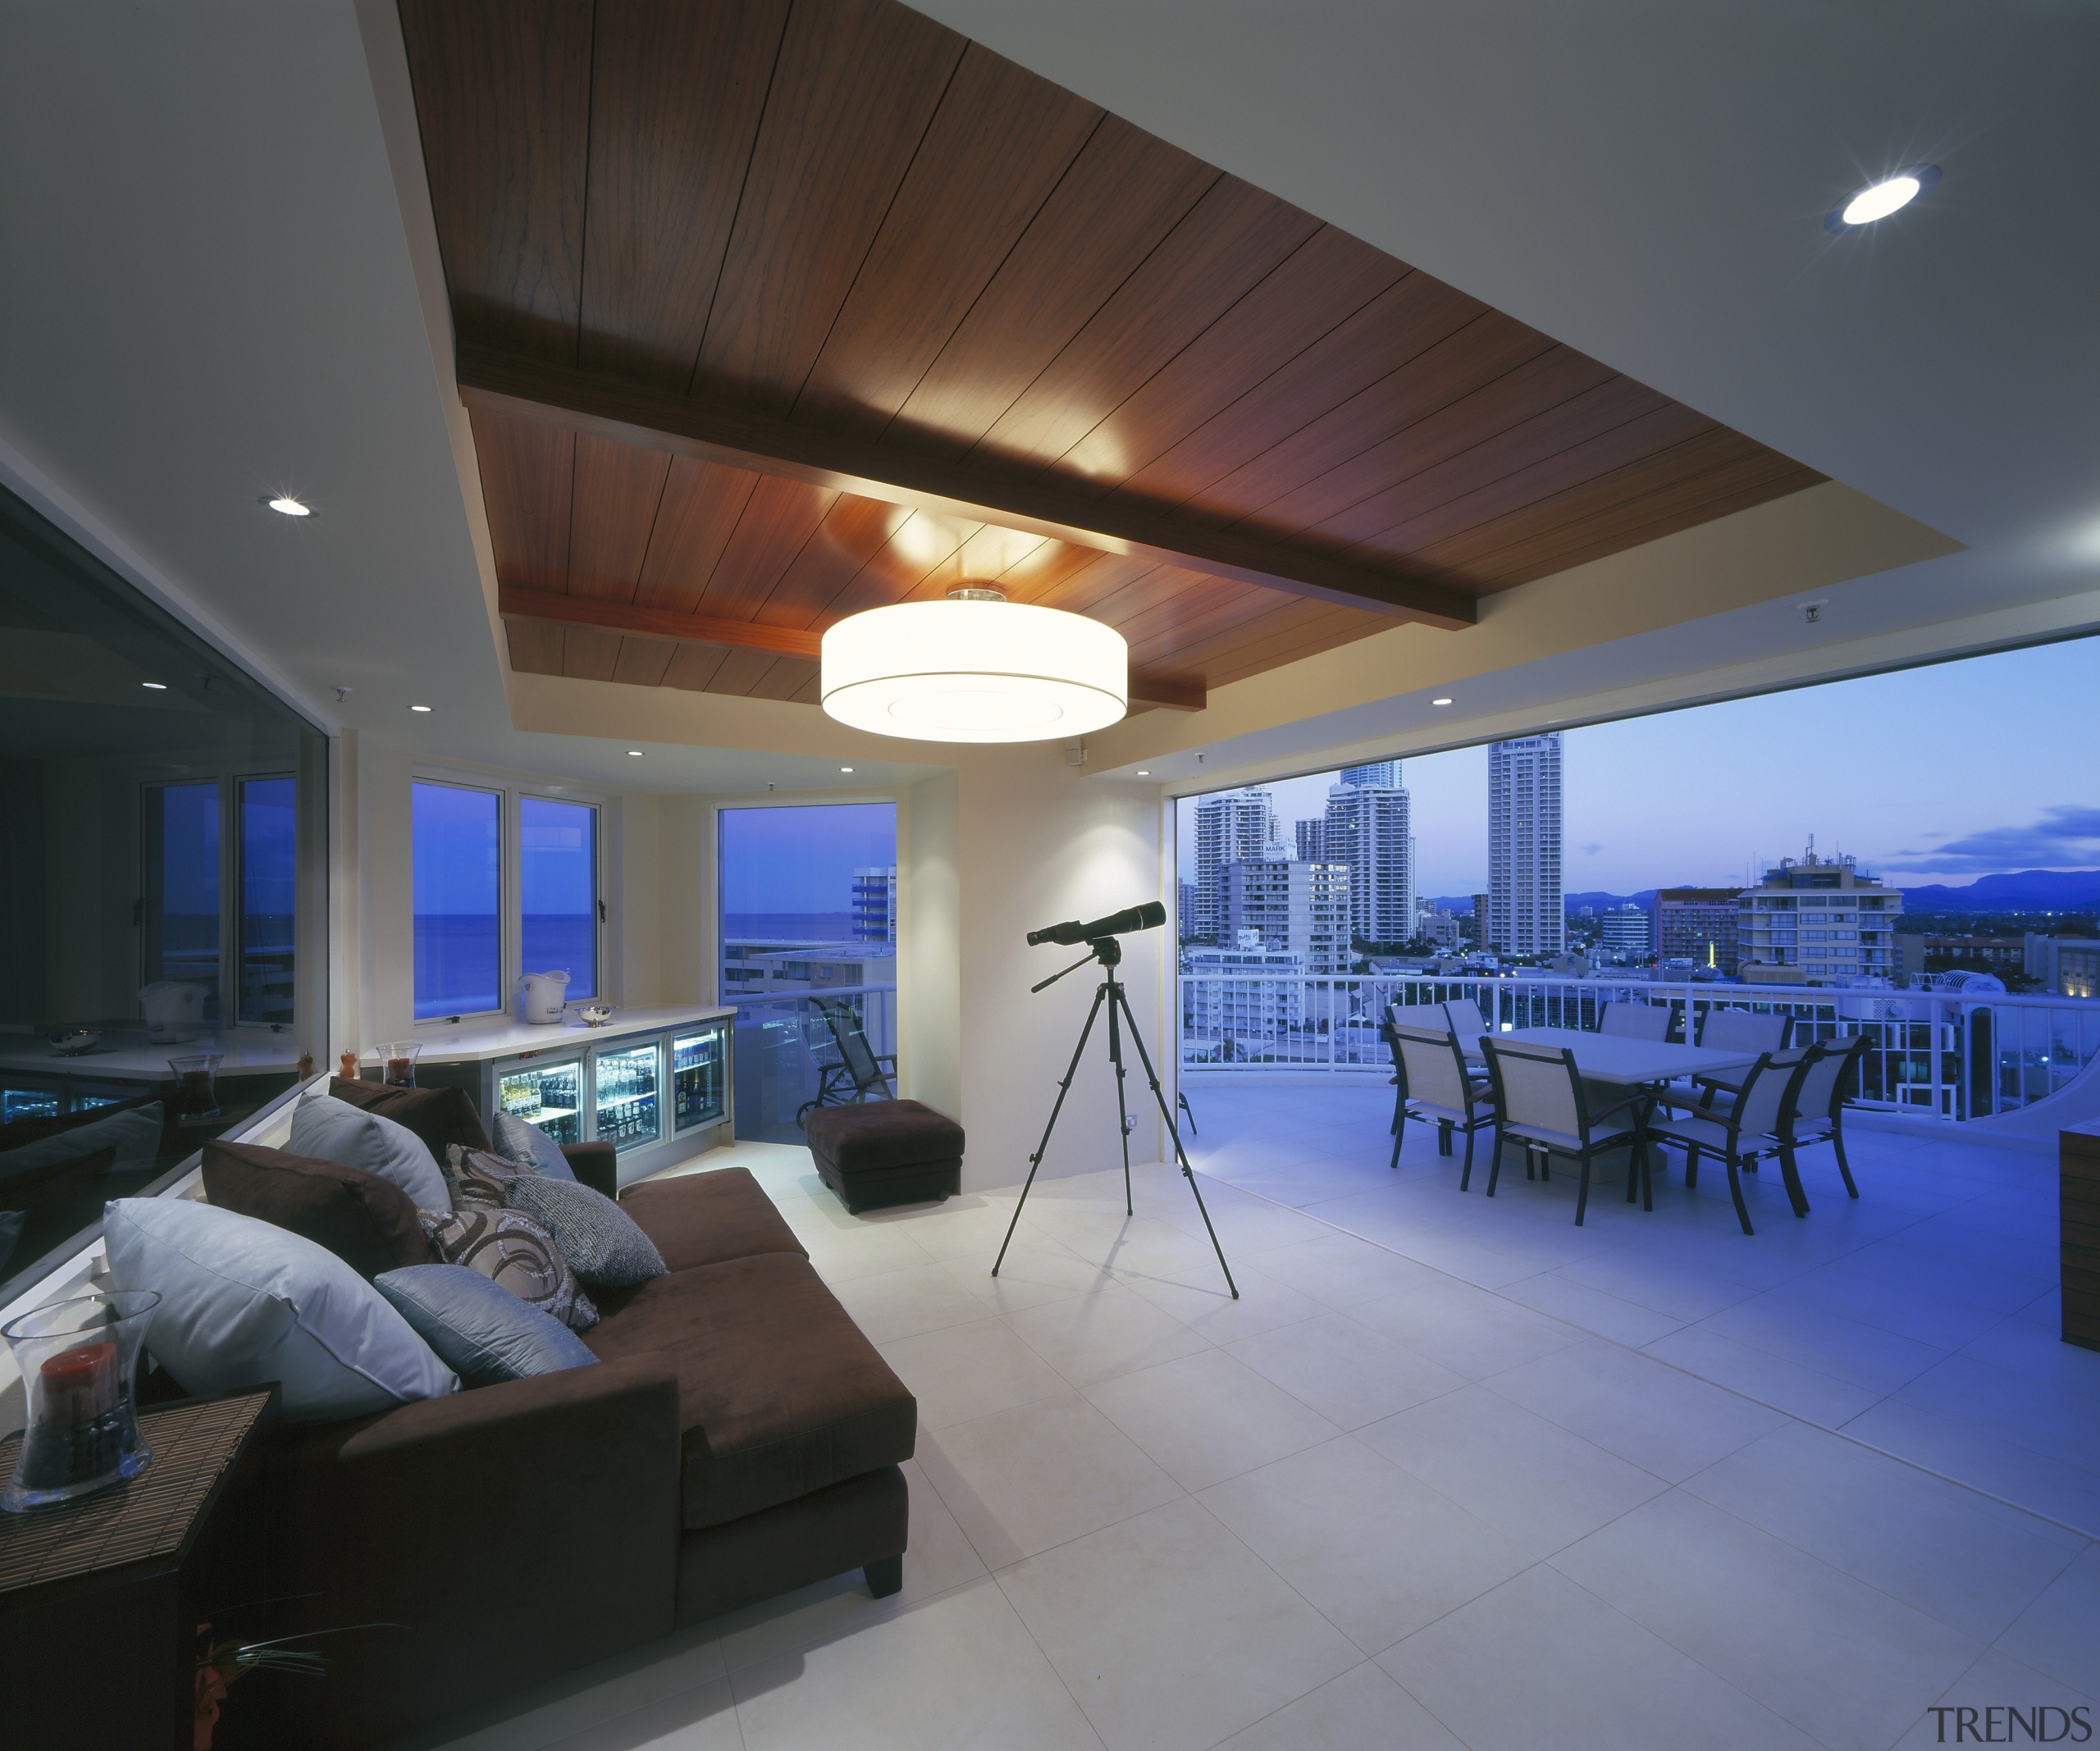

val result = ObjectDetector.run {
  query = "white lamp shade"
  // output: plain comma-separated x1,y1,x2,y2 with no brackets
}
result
820,598,1128,743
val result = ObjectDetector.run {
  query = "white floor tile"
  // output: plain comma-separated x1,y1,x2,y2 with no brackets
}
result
1082,1347,1341,1490
1842,1398,2100,1539
422,1627,728,1751
1198,1434,1532,1654
1248,1230,1449,1309
1551,1489,1981,1751
1996,1544,2100,1698
997,1496,1361,1751
1212,1660,1467,1750
1349,1275,1588,1379
1693,1289,1953,1394
1378,1564,1821,1751
730,1577,1104,1751
1642,1325,1885,1428
539,1677,742,1751
1487,1339,1787,1481
876,1318,1072,1431
915,1390,1182,1568
1495,1270,1690,1346
1224,1311,1468,1430
1117,1256,1328,1343
1682,1420,2084,1643
825,1260,993,1343
1358,1383,1667,1560
1002,1282,1213,1388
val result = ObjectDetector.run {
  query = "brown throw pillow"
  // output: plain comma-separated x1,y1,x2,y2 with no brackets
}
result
326,1078,491,1163
419,1203,596,1332
203,1139,432,1279
441,1144,533,1211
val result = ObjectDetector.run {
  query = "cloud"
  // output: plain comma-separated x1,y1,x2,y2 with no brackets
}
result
1581,842,1604,855
1882,806,2100,873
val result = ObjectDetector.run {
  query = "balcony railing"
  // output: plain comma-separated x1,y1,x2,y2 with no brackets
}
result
1178,973,2100,1123
729,984,898,1142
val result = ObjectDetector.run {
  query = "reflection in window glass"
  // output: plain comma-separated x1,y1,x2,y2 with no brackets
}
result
143,781,221,1020
520,796,597,1001
239,776,296,1024
413,782,501,1018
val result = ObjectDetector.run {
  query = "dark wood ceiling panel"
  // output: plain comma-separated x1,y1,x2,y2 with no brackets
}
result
693,474,839,618
577,0,788,387
470,409,573,589
965,177,1322,472
399,0,591,362
881,116,1218,459
789,43,1102,438
1052,229,1408,493
633,456,763,612
687,0,966,415
403,0,1826,709
567,432,669,599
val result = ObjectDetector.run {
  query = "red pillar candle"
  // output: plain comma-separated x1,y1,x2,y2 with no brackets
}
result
41,1340,118,1425
386,1056,413,1085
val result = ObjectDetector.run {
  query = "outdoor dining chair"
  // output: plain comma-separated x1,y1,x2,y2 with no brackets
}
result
1599,1001,1671,1042
794,995,899,1125
1661,1005,1792,1106
1479,1037,1652,1224
1774,1033,1870,1202
1387,1018,1497,1185
1440,997,1491,1065
1644,1046,1811,1233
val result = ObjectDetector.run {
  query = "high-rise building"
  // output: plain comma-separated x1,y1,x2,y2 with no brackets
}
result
1295,818,1326,862
1737,843,1901,985
1320,775,1414,948
1221,860,1351,974
1654,887,1740,974
1599,905,1650,960
1190,787,1277,941
1487,734,1564,955
1339,761,1396,787
1470,893,1491,947
851,866,897,944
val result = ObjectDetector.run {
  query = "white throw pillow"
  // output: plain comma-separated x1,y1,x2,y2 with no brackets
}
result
290,1093,449,1211
103,1197,458,1421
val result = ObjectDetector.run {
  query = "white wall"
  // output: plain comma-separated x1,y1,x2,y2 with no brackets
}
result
899,771,961,1121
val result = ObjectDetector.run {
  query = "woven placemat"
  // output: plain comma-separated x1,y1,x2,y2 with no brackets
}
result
0,1393,270,1594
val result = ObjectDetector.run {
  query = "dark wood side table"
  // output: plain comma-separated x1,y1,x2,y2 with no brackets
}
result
0,1388,277,1751
2063,1123,2100,1352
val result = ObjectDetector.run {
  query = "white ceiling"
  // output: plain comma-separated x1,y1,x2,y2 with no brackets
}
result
2,2,2093,797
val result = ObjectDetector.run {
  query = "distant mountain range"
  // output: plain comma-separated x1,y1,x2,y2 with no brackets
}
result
1422,871,2100,916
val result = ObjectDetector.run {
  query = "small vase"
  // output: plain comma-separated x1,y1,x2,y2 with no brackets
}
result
377,1040,423,1088
2,1290,160,1512
168,1052,225,1119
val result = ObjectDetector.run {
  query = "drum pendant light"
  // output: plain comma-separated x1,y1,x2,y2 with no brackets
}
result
820,586,1128,744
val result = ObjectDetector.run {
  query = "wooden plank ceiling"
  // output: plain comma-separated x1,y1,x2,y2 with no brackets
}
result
399,0,1823,710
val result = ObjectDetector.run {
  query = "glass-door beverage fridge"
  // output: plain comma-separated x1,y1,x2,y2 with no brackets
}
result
495,1058,584,1147
671,1028,726,1134
591,1040,662,1151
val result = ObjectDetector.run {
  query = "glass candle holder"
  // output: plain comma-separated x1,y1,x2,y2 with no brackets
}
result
167,1051,225,1119
377,1040,423,1087
2,1290,161,1512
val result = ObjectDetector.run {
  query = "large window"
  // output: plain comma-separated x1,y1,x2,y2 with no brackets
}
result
521,796,598,1000
143,780,222,1018
239,776,297,1024
413,782,502,1019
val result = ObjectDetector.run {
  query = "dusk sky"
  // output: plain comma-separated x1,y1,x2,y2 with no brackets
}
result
1177,636,2100,897
720,803,897,915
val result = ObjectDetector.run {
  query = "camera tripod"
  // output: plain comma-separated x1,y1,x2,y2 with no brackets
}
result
992,934,1237,1297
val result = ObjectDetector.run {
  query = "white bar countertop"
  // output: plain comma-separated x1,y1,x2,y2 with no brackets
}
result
0,1030,308,1079
380,1004,737,1065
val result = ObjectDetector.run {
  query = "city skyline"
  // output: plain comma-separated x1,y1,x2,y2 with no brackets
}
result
1175,636,2100,896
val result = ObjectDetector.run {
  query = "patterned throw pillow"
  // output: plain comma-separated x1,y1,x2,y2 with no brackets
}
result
418,1202,597,1332
491,1110,577,1181
442,1143,534,1211
503,1173,666,1289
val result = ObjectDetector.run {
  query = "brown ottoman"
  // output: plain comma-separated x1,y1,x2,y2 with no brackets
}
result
804,1100,964,1215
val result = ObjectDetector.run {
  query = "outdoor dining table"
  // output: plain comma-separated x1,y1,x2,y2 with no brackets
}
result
1493,1027,1764,1186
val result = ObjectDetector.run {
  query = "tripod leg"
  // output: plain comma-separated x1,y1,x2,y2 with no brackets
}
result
992,983,1108,1278
1107,983,1134,1217
1113,983,1238,1299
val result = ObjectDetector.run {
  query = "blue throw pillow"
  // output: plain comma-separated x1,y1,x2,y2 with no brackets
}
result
503,1174,665,1289
374,1264,599,1386
491,1110,577,1181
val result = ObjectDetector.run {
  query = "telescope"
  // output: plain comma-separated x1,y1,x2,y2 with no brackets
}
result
1025,901,1166,948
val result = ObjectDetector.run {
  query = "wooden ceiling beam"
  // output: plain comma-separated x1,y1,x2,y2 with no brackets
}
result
498,586,1208,712
460,344,1476,629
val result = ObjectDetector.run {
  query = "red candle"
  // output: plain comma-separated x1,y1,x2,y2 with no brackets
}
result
386,1056,413,1085
42,1340,117,1425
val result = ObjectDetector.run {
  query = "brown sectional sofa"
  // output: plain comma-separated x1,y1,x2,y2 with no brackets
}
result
245,1083,916,1749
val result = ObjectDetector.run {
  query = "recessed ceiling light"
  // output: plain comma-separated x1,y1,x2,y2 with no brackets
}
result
1136,769,1150,776
141,681,167,691
261,495,314,518
409,704,432,713
840,766,854,773
1431,697,1454,706
627,750,643,757
1826,166,1939,233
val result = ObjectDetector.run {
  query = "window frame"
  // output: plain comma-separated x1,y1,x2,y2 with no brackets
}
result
412,769,605,1028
